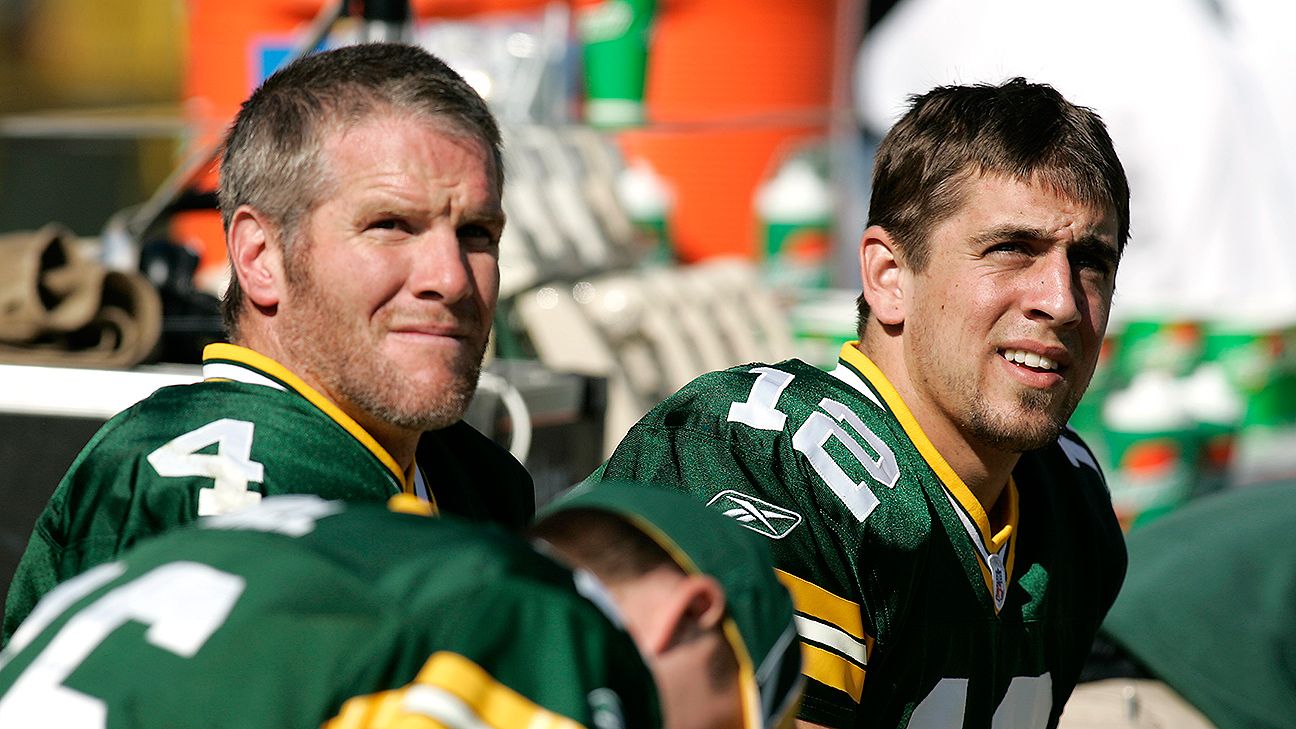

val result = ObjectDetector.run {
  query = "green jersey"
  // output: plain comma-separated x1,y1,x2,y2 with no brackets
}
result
3,344,533,645
1101,482,1296,729
598,344,1126,728
0,496,659,729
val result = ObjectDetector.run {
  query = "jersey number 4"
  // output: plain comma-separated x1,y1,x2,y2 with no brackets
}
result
147,419,266,517
728,367,900,523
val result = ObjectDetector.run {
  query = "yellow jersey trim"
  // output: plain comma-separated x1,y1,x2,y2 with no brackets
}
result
387,494,437,518
323,651,586,729
775,569,867,642
801,642,865,703
201,343,417,496
838,343,1018,606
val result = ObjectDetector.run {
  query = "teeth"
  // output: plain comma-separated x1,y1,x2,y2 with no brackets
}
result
1001,348,1058,371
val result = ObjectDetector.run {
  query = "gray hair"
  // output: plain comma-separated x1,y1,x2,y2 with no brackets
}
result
217,42,504,339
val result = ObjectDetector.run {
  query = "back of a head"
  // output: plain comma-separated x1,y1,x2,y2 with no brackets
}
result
216,42,504,338
535,481,804,729
531,506,679,586
859,77,1130,325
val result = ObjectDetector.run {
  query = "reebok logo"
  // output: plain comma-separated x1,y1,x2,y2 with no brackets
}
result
708,490,803,539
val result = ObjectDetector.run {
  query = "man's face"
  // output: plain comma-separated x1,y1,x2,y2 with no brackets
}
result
276,113,503,434
901,173,1120,454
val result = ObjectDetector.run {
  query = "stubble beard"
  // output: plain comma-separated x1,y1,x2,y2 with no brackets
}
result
341,344,484,432
964,380,1087,454
280,254,487,434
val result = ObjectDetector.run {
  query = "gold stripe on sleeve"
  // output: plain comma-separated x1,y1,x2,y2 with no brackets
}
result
801,642,865,703
775,569,867,641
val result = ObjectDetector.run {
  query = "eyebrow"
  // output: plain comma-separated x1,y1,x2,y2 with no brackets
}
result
971,225,1121,259
1070,236,1123,267
465,207,507,230
969,224,1053,246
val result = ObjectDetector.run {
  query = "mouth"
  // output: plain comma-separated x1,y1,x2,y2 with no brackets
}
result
384,308,483,345
392,327,466,337
387,326,477,347
998,347,1066,375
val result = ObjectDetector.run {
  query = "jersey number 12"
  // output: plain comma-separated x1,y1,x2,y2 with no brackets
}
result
728,367,900,523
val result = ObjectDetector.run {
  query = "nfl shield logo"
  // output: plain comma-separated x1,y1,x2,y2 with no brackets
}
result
988,552,1008,611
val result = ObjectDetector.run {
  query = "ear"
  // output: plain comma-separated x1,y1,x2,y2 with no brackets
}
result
858,225,906,327
643,575,727,656
227,205,287,310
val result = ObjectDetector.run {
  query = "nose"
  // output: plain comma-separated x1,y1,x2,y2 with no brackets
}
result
1024,249,1082,328
408,226,474,304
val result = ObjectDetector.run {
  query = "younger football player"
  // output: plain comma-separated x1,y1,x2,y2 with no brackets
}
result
0,484,803,729
595,78,1128,728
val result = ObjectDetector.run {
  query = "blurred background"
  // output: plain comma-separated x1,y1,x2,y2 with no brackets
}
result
1,0,1294,546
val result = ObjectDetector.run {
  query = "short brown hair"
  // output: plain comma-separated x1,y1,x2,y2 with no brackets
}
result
528,508,676,585
529,509,738,688
858,77,1129,330
217,42,504,340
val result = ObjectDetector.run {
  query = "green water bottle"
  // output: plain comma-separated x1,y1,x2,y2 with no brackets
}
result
579,0,656,128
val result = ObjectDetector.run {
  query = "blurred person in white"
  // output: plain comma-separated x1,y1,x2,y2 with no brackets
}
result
1219,1,1296,181
855,0,1296,327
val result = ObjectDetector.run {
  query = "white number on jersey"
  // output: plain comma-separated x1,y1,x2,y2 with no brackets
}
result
727,367,794,431
0,562,245,727
728,367,900,523
906,674,1052,728
147,419,266,516
202,494,343,537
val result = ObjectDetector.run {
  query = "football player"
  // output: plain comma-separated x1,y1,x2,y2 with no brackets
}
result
3,42,533,645
595,78,1129,728
1063,481,1296,729
0,484,803,729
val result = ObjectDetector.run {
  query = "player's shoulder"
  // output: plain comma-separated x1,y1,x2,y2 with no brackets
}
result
1022,427,1110,494
417,421,536,529
1018,427,1124,543
647,358,860,424
51,381,277,496
79,379,288,450
425,420,529,481
705,357,843,392
164,497,557,598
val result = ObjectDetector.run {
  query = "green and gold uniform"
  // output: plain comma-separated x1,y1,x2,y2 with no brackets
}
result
1098,481,1296,729
597,344,1126,728
2,344,533,645
0,496,659,729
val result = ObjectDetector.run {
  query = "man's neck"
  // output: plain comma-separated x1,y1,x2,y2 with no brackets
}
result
351,413,420,477
232,334,420,478
922,423,1017,516
854,339,1016,516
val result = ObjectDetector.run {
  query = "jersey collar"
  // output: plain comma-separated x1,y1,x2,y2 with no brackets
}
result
201,343,420,496
834,342,1018,612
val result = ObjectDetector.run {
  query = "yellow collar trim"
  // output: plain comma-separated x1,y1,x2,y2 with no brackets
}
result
837,343,1017,555
201,343,412,491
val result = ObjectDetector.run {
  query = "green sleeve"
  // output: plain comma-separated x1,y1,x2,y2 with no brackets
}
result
1,529,59,647
2,417,196,646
